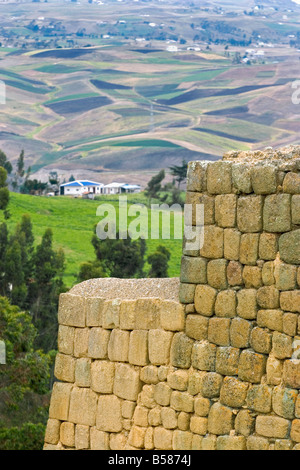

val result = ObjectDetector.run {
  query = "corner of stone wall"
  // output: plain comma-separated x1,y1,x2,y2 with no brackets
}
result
45,147,300,451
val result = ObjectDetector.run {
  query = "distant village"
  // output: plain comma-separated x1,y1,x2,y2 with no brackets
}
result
58,180,141,198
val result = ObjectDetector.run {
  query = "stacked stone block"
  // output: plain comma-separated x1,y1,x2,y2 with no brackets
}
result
180,152,300,450
44,148,300,450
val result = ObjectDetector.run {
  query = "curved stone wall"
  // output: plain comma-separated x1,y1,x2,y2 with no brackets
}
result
44,147,300,450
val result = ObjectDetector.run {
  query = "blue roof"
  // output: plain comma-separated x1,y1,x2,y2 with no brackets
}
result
61,180,103,187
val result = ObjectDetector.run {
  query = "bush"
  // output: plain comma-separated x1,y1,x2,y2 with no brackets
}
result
0,422,46,450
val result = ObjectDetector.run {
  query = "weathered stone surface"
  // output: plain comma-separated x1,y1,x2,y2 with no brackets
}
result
251,164,277,194
257,286,280,309
148,329,173,365
114,363,142,401
292,195,300,225
272,386,298,419
237,195,263,232
88,328,110,359
54,353,75,383
237,289,257,320
86,297,105,327
227,260,243,286
208,317,230,346
68,387,98,426
179,283,195,305
274,261,297,291
257,309,283,331
235,410,255,437
75,357,91,388
250,327,272,355
242,266,262,289
215,346,240,376
58,325,75,355
239,233,259,265
238,350,266,384
214,290,236,318
107,329,130,362
75,424,90,450
119,300,136,330
255,415,290,439
170,333,193,369
259,233,278,260
91,360,115,394
263,194,291,233
230,318,252,349
283,172,300,194
217,435,247,451
129,330,149,366
186,161,207,192
215,194,237,228
185,314,208,341
58,293,86,327
160,300,185,331
280,290,300,313
180,256,207,284
232,163,252,194
207,161,232,195
279,230,300,265
272,331,293,360
220,377,248,408
90,428,110,450
44,419,61,445
224,228,241,261
283,359,300,389
207,259,228,289
207,402,234,435
200,225,224,259
134,299,160,330
291,420,300,443
49,382,73,421
194,284,217,316
153,427,173,450
170,391,194,413
96,395,122,433
246,385,272,414
102,299,120,329
192,340,216,372
185,192,214,225
201,372,223,398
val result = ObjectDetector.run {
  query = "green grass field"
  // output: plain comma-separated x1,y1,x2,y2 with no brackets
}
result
6,192,184,289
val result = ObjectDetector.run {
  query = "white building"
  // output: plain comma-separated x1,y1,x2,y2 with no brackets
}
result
60,180,104,197
102,182,141,195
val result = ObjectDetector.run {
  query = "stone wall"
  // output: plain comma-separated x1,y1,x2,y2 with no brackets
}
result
44,147,300,450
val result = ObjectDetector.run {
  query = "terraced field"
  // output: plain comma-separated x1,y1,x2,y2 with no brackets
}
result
0,0,299,185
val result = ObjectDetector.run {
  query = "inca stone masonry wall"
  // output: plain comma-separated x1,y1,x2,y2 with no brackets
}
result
44,147,300,451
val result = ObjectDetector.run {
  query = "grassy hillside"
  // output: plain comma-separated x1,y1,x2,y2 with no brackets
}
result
6,192,184,288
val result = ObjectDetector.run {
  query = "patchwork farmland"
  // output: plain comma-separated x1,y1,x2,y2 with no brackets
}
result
0,0,299,186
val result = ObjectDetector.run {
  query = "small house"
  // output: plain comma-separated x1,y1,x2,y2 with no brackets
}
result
60,180,104,197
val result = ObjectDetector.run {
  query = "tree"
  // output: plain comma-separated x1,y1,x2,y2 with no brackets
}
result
16,150,25,178
0,150,12,175
0,296,53,450
169,160,188,189
144,169,165,206
91,229,146,279
77,261,107,283
28,228,66,351
147,245,171,278
0,167,10,219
